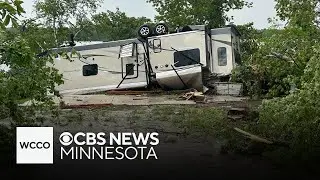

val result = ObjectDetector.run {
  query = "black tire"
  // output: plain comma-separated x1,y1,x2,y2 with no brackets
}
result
154,23,169,36
138,24,152,38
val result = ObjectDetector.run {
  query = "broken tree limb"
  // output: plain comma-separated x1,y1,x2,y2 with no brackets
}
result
234,128,273,144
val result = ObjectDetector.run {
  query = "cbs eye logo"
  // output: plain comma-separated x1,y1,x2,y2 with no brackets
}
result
59,132,73,146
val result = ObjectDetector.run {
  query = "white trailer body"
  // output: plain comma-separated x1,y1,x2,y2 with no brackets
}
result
49,25,241,95
146,25,241,92
211,26,241,76
51,39,149,95
147,28,208,91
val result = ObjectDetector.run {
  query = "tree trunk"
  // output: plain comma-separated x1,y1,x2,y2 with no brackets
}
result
53,17,58,46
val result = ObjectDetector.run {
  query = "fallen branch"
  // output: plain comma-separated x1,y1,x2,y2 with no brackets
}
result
234,127,273,144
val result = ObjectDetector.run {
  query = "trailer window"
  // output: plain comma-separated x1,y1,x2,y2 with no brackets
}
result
174,48,200,67
218,47,227,66
83,64,98,76
126,63,135,75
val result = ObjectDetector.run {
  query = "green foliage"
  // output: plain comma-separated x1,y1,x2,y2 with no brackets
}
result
230,1,320,163
35,0,102,24
0,0,25,29
257,46,320,161
230,0,320,163
34,0,102,45
0,1,63,125
0,30,63,123
71,18,98,41
232,0,320,98
231,23,267,97
147,0,252,28
231,64,266,98
90,8,151,41
233,26,318,97
32,1,148,44
275,0,319,29
235,23,261,60
20,20,66,52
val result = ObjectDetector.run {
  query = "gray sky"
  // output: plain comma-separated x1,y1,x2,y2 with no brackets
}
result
22,0,277,29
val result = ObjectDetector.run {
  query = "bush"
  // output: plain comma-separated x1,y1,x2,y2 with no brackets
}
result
257,46,320,162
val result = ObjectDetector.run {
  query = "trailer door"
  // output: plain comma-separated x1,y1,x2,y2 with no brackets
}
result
119,43,140,79
212,34,233,75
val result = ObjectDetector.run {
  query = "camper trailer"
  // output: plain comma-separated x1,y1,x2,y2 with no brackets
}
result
50,23,242,95
51,39,150,95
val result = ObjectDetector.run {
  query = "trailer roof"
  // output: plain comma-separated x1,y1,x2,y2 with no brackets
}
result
211,26,241,37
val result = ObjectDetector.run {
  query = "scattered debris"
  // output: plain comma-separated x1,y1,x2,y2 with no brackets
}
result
227,107,248,121
180,90,205,102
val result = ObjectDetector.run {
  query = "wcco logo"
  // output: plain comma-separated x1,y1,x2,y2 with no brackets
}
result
16,127,54,164
19,141,51,149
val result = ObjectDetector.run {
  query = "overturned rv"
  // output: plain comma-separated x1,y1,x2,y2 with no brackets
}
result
50,23,242,95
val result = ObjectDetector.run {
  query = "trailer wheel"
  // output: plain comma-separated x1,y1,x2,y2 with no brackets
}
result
138,24,152,38
154,23,169,36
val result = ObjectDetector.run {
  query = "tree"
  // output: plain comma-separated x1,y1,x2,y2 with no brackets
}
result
91,8,151,41
19,18,68,52
1,0,63,124
275,0,319,29
34,0,102,46
257,45,320,162
70,18,99,41
231,23,266,97
240,0,320,162
146,0,252,28
232,0,320,98
0,0,25,29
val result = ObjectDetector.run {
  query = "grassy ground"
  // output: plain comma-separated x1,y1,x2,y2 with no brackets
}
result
0,103,261,155
2,103,320,177
47,105,238,139
42,104,260,158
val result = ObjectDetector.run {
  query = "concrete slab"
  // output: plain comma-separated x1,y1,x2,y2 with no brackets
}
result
19,95,247,107
205,96,249,103
57,95,196,106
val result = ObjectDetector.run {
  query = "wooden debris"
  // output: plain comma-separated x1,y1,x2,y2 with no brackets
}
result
234,128,273,144
180,91,205,102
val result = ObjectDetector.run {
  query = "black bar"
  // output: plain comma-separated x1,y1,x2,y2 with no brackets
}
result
171,65,188,89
